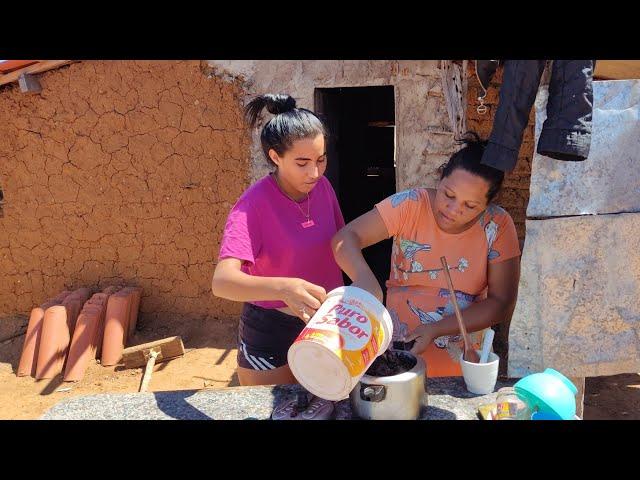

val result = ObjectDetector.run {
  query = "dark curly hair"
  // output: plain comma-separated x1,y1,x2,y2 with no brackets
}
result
438,132,504,202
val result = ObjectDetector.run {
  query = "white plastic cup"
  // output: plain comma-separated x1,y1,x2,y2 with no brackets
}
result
287,286,393,401
459,350,499,395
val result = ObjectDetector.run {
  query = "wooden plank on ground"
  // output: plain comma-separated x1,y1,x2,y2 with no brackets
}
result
121,336,185,368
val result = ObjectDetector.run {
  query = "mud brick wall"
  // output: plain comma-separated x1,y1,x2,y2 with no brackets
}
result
465,63,534,248
0,61,250,333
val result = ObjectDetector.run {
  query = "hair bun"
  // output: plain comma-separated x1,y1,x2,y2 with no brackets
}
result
264,94,297,115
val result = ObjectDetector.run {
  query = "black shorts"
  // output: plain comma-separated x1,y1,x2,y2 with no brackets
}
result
237,302,306,371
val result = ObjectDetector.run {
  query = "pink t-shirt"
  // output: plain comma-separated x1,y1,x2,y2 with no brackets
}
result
218,174,345,309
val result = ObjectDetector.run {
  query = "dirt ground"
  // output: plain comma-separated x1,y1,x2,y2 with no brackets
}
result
0,318,240,420
584,373,640,420
1,318,638,420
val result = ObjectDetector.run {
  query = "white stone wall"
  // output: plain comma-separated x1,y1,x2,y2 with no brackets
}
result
508,213,640,378
205,60,459,191
509,80,640,378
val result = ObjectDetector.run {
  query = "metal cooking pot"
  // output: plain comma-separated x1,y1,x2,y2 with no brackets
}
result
350,350,427,420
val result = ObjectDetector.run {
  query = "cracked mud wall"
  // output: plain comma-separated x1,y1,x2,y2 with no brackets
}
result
0,60,251,334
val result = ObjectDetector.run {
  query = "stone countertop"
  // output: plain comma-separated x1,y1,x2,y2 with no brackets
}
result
40,377,516,420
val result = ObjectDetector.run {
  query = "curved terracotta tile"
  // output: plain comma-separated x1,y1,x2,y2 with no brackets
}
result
53,290,73,303
87,293,109,305
17,307,46,377
72,288,92,303
75,302,105,361
90,306,107,360
113,290,134,343
121,287,143,341
86,293,110,358
64,309,102,382
35,306,70,380
66,288,93,337
80,305,103,317
62,296,83,339
18,300,60,377
81,303,107,359
94,305,108,359
101,295,130,366
102,286,121,295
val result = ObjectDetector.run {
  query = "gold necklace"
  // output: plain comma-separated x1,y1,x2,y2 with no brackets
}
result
273,173,314,228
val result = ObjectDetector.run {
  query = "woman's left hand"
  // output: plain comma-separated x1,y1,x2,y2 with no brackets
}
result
404,324,437,356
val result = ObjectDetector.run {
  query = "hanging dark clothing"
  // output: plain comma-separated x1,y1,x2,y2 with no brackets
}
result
478,60,596,172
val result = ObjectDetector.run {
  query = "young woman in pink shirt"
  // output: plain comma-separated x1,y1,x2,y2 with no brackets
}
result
212,94,344,418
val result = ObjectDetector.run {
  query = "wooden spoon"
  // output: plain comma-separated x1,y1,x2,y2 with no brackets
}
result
440,256,480,363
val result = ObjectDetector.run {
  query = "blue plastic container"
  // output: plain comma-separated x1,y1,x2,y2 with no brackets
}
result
530,411,562,420
514,368,578,420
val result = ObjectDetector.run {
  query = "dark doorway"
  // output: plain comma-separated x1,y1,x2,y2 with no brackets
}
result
315,86,396,300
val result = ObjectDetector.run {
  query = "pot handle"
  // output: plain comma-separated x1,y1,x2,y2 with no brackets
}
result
360,384,386,402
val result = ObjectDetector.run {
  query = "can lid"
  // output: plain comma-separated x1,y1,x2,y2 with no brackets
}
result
288,341,353,401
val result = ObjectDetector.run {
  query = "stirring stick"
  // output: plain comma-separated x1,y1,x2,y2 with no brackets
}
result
440,256,480,363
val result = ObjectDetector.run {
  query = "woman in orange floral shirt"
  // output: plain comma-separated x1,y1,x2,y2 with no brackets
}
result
332,134,521,377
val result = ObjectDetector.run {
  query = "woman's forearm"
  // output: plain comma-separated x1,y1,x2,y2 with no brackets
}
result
212,267,286,303
332,230,382,297
430,296,517,338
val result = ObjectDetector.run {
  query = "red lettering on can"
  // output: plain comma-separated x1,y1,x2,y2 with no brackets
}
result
362,349,370,364
338,318,351,329
356,329,369,339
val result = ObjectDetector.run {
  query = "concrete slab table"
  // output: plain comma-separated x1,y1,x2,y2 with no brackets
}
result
41,377,516,420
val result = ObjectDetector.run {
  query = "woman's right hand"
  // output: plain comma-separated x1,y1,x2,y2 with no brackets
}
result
404,323,437,356
278,278,327,322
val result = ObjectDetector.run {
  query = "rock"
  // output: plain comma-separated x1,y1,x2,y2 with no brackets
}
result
508,213,640,378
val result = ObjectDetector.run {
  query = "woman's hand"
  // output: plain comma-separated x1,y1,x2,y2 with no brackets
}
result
404,323,438,356
278,278,327,322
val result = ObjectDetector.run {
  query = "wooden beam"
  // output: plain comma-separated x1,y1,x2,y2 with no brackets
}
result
439,60,466,138
0,60,39,73
0,60,77,87
594,60,640,80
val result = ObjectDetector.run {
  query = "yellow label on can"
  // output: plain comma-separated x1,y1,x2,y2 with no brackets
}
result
294,298,386,378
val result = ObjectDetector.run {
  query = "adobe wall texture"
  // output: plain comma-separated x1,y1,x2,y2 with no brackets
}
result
0,60,250,338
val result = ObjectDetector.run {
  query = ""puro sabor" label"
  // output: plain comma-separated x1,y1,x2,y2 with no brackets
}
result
296,297,385,377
